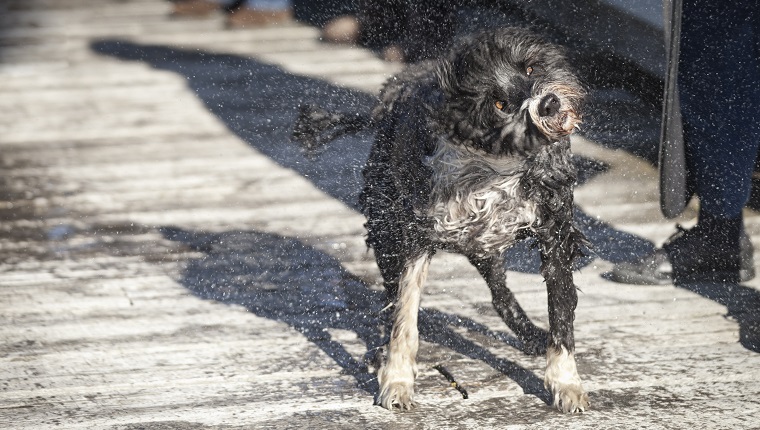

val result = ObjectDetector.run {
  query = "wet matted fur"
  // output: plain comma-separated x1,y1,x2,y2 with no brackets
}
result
292,28,590,413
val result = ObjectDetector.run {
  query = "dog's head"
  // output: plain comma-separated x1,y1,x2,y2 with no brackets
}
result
436,28,585,155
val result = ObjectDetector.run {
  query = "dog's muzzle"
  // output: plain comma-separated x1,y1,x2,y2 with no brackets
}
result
528,87,583,141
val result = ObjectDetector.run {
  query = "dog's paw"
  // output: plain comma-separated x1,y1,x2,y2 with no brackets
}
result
376,381,416,411
377,362,417,411
547,382,589,413
544,345,589,413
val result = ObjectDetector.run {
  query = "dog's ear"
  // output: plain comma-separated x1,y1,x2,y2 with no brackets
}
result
434,31,482,98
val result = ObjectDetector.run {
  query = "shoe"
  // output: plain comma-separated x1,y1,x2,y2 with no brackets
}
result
170,0,220,18
382,44,406,62
609,224,755,285
227,7,293,28
321,15,361,44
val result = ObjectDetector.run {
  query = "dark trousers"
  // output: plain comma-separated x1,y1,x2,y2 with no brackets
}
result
679,0,760,220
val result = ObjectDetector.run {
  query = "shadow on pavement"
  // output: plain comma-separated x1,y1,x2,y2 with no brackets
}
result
161,226,551,403
675,281,760,353
91,39,374,208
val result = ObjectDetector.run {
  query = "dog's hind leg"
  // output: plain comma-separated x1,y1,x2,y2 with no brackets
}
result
376,252,431,410
469,255,548,355
539,229,589,413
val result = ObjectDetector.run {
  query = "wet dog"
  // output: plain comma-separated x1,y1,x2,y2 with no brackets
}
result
292,28,590,413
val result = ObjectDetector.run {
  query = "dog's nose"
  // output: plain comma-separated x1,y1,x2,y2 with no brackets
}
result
539,94,561,117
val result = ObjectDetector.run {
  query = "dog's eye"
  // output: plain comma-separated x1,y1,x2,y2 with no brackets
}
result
494,100,507,111
526,66,535,76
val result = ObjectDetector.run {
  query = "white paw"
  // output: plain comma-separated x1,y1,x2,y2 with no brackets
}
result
547,381,590,413
377,381,416,410
377,362,417,411
544,346,589,413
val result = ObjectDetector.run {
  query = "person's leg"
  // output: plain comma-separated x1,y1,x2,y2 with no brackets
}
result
399,0,457,62
610,1,759,284
357,0,406,50
679,0,760,221
667,0,760,280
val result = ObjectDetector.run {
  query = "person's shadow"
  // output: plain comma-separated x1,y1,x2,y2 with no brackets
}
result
675,281,760,353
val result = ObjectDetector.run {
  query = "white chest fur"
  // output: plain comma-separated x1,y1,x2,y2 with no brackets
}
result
425,141,539,257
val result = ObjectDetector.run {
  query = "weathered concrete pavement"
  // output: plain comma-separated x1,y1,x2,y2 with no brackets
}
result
1,1,759,429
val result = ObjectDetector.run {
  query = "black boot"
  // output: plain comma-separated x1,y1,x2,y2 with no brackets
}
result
610,216,755,285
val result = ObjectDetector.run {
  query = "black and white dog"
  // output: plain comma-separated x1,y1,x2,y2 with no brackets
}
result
292,28,590,413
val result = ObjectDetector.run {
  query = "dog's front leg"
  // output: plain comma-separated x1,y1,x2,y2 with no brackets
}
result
377,252,431,410
540,231,589,413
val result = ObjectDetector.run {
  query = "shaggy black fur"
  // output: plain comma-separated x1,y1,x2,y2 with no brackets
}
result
292,28,590,412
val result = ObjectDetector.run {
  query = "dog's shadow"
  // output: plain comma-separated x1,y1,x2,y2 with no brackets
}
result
161,226,551,402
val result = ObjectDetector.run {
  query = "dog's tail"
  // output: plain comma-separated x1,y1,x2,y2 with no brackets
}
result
291,104,374,154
